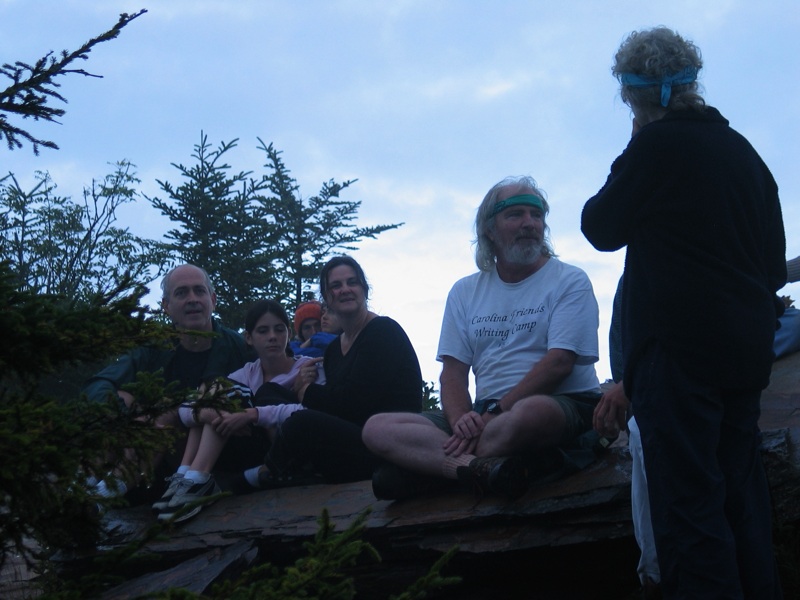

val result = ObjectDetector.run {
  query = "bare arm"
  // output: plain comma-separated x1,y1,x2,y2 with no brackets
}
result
439,356,473,428
497,348,577,410
212,408,258,437
787,255,800,284
440,355,486,456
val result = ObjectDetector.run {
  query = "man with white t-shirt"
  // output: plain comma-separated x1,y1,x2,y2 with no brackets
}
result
362,175,602,500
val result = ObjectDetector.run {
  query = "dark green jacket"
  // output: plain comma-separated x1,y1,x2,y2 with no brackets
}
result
83,320,252,404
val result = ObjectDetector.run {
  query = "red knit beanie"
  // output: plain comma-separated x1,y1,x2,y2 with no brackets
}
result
293,301,323,338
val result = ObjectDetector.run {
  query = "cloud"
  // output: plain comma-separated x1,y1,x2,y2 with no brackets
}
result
3,0,797,390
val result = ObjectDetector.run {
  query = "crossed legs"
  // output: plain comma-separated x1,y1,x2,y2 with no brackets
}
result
362,394,568,478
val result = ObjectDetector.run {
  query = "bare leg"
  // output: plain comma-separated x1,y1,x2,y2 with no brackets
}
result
364,410,533,500
188,423,228,474
362,413,451,477
477,395,566,456
179,426,202,467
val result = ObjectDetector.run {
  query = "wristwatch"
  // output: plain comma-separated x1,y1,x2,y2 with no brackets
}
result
486,400,503,415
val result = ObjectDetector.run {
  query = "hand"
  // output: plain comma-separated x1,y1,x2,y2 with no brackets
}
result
294,357,323,392
212,410,253,437
117,389,135,408
443,411,485,457
194,406,225,425
593,381,629,437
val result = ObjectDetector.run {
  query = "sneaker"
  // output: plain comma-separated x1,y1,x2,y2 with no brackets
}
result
372,463,453,501
456,456,528,500
151,472,185,512
157,476,222,523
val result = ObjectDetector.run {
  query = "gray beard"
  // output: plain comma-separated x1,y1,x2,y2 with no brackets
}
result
502,240,543,265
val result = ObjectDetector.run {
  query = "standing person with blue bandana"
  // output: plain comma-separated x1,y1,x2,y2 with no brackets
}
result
582,27,785,599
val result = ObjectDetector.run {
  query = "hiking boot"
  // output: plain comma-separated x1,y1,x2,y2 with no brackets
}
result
151,472,185,512
456,456,528,500
372,463,453,501
157,476,222,523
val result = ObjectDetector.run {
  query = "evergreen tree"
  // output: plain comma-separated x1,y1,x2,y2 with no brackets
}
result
0,10,147,154
0,9,173,571
0,262,179,571
149,134,403,327
147,133,283,329
256,139,402,306
0,161,170,302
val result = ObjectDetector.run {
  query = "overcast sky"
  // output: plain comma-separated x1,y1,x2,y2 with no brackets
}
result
2,0,798,386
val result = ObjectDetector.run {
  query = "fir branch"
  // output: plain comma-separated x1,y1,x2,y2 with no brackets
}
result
0,9,147,154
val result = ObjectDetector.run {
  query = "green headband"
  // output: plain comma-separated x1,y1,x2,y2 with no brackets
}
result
490,194,544,217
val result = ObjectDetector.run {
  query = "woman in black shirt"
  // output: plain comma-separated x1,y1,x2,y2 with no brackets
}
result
261,255,423,485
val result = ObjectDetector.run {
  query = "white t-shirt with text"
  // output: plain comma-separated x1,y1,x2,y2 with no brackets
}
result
437,259,600,401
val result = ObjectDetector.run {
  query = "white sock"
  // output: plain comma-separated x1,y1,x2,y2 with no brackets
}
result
244,466,260,488
442,454,474,479
177,465,190,475
184,470,210,484
95,478,128,498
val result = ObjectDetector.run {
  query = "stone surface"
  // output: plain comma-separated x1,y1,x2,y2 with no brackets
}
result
7,352,800,598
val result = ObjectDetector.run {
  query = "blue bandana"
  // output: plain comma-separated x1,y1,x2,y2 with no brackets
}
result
490,194,544,217
619,66,698,107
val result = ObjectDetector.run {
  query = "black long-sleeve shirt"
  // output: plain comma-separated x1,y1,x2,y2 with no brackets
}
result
302,316,422,425
582,107,786,390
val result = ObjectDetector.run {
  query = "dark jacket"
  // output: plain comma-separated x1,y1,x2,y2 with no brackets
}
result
582,107,786,390
84,320,252,403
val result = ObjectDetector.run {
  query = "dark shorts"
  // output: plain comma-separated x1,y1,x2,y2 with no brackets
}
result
423,391,600,446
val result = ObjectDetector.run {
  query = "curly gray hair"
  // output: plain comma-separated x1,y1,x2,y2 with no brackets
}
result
613,26,704,114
